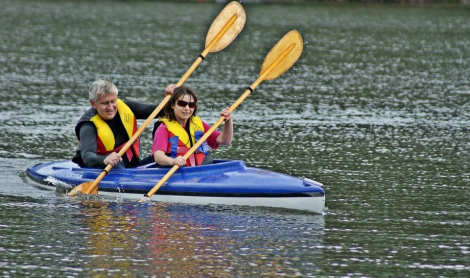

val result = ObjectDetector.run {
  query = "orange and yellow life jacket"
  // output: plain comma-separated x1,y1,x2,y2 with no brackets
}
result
88,99,140,161
159,116,209,166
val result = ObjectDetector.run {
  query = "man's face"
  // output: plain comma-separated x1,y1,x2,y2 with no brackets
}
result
90,93,118,121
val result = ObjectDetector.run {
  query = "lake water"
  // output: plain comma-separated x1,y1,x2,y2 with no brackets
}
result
1,0,469,277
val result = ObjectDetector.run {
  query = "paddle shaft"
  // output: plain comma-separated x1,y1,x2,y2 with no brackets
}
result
141,42,296,200
81,14,239,195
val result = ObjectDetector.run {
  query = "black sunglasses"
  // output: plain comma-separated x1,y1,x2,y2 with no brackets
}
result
175,100,197,109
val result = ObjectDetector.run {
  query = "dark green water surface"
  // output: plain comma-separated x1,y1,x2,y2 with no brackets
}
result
1,0,469,277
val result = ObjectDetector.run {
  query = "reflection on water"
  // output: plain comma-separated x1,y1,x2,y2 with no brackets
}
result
0,195,324,277
1,0,470,276
80,202,324,277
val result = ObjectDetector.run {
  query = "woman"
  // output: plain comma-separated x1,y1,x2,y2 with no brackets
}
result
152,86,233,167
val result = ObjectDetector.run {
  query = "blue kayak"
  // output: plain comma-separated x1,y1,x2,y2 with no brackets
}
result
26,160,325,214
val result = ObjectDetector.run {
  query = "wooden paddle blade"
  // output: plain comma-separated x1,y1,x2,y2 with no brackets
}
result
66,184,84,196
260,30,303,81
66,181,98,196
205,1,246,53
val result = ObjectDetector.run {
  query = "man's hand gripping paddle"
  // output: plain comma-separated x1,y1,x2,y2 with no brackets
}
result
67,1,245,196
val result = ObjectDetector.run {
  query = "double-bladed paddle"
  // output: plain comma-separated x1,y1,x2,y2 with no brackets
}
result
67,1,246,196
140,30,304,202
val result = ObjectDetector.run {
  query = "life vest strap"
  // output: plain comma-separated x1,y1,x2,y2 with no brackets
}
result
113,141,135,162
177,146,199,166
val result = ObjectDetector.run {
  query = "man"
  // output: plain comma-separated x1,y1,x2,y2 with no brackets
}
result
72,77,176,168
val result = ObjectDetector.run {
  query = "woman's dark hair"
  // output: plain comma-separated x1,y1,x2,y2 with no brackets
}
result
163,85,198,121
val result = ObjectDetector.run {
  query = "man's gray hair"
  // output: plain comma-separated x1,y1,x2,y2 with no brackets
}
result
89,77,118,101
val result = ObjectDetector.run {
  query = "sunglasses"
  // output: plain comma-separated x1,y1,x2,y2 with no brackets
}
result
175,100,197,109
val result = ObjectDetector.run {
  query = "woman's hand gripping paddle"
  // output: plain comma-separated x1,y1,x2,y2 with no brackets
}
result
67,1,246,196
140,30,303,202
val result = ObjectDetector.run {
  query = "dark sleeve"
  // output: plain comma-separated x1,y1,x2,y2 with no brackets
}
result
79,122,107,168
124,100,164,119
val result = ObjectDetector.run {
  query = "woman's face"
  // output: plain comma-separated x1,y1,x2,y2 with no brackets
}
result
172,94,196,125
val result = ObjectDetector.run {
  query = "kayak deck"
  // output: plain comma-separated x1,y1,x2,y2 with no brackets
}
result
26,160,325,214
